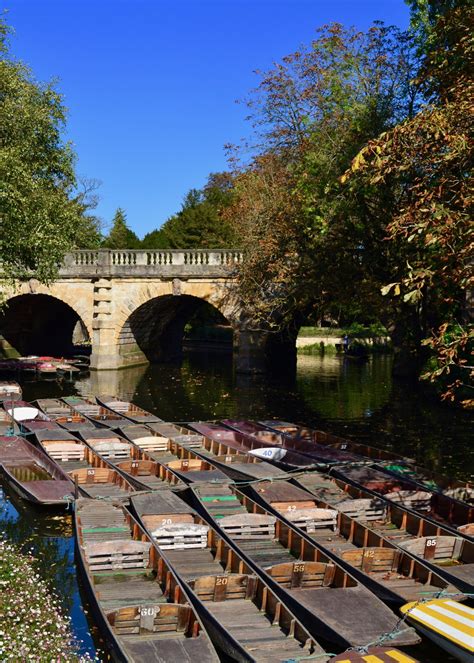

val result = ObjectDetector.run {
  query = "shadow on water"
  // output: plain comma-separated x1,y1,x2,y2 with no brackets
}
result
8,351,472,661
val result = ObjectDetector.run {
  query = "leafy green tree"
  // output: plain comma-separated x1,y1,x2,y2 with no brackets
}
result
0,16,100,284
347,2,473,402
102,208,140,249
142,173,238,249
225,23,419,331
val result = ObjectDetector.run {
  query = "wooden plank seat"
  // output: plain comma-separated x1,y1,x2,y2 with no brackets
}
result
398,536,463,562
384,490,432,511
218,513,276,540
196,486,247,519
336,498,386,521
41,440,85,462
173,434,204,448
340,547,401,574
106,603,193,636
189,573,258,602
133,436,171,453
458,523,474,536
69,467,119,484
151,523,210,550
285,508,338,533
266,561,336,589
116,459,156,476
85,439,131,459
167,458,205,472
83,539,151,574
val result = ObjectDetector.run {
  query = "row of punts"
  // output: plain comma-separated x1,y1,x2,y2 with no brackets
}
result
0,355,89,377
0,388,472,662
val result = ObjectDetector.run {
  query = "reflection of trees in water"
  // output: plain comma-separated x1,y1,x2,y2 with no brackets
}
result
296,355,393,421
0,481,75,613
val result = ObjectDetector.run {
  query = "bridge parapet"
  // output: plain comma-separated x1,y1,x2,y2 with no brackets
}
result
60,249,243,278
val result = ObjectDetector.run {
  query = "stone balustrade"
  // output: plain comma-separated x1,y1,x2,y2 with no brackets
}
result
60,249,243,278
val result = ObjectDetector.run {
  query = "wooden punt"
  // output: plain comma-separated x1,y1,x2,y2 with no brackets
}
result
118,425,231,484
333,465,474,530
34,399,99,431
74,497,221,663
0,435,75,506
400,598,473,663
129,490,330,661
245,480,463,607
190,422,319,470
0,382,22,402
96,395,163,424
261,420,474,505
291,470,474,592
186,480,420,648
34,428,139,500
143,422,288,483
62,396,128,428
76,426,188,493
260,420,411,463
222,419,366,466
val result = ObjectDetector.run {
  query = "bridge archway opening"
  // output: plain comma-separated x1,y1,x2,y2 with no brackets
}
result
0,294,90,357
118,295,233,364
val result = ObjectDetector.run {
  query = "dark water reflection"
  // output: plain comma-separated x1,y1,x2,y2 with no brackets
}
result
1,352,471,660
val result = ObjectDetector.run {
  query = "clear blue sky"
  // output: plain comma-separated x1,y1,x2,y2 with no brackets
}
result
5,0,410,237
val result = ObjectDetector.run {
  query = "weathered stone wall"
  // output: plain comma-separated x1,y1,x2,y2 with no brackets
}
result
0,250,284,373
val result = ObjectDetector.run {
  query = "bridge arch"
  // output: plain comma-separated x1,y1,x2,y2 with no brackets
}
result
0,293,91,357
117,293,235,365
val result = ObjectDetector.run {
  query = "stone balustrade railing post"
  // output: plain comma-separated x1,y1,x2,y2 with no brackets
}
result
58,249,243,278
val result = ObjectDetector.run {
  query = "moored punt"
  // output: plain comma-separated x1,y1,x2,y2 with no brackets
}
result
332,465,474,530
0,382,22,402
34,428,139,500
34,399,99,431
62,396,128,428
187,480,420,649
400,599,474,663
144,422,288,483
129,490,330,661
222,419,365,466
245,480,463,607
260,420,474,504
189,422,318,470
119,424,231,484
96,395,163,423
291,470,474,592
260,420,412,463
0,435,74,506
74,498,221,663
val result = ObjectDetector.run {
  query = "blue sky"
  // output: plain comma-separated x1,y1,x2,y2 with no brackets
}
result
5,1,410,237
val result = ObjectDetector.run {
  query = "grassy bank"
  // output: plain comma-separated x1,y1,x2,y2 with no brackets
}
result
0,540,93,661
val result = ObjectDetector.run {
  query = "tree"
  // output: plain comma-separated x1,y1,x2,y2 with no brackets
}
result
0,16,100,285
102,208,140,249
142,173,238,249
347,2,473,402
224,23,419,331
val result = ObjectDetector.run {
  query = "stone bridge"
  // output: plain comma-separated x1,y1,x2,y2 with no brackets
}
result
0,249,296,372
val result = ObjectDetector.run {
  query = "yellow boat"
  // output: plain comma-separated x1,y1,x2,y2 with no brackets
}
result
400,598,473,662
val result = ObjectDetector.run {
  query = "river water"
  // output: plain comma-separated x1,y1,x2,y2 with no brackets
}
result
0,352,472,660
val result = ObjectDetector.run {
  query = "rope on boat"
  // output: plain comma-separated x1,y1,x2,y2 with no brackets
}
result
285,589,473,661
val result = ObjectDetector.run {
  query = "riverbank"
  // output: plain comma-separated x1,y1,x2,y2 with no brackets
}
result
0,539,92,661
297,326,391,354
